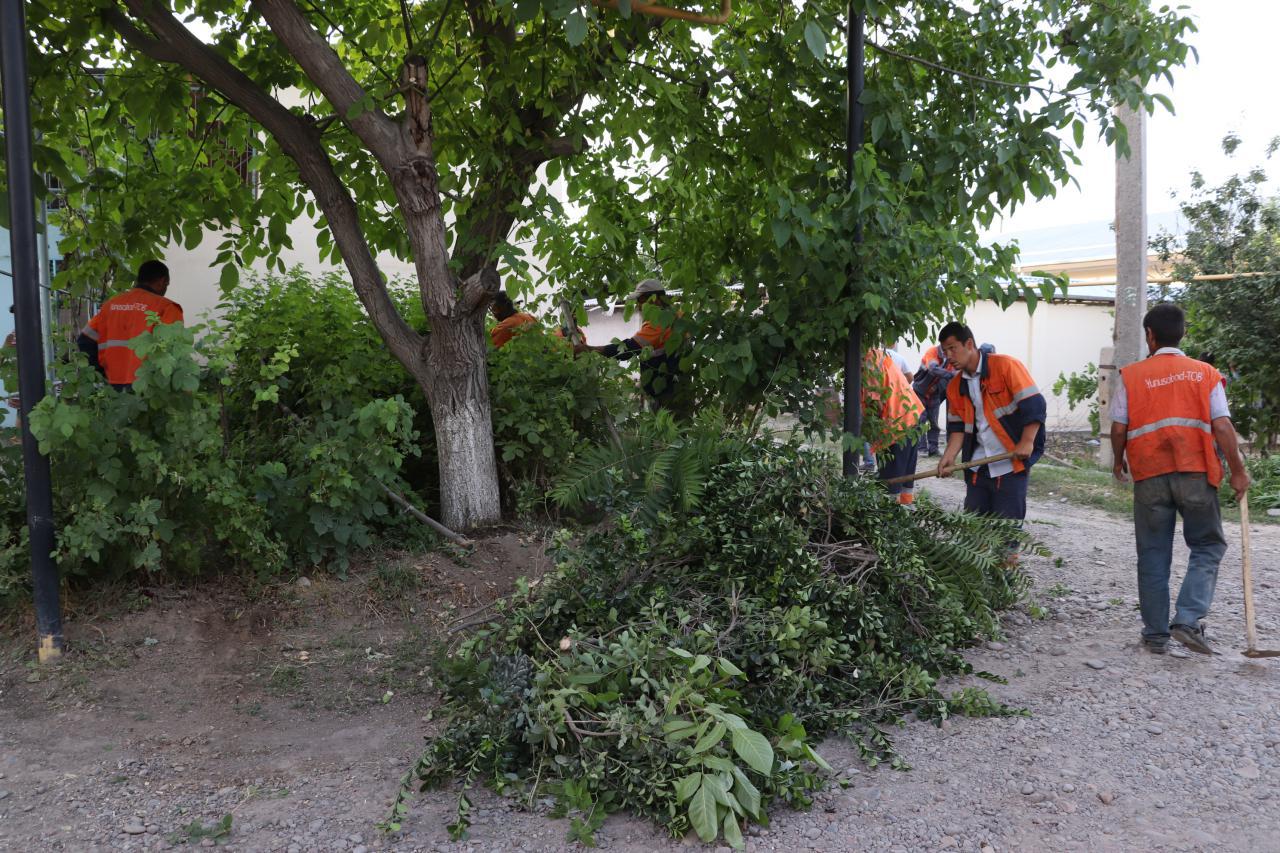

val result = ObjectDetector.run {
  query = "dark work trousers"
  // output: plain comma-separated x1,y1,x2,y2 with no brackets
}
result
877,438,919,497
917,402,941,455
963,467,1029,521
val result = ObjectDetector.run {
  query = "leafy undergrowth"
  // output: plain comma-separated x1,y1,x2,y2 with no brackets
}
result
389,436,1035,847
1247,455,1280,512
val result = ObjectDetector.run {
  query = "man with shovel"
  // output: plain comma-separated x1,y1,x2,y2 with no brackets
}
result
936,322,1046,526
1110,303,1250,656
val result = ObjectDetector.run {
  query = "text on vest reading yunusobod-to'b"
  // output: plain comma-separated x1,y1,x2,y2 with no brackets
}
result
1144,370,1205,389
109,303,153,312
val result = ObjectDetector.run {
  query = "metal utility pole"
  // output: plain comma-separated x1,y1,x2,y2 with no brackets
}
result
841,5,865,478
1,0,64,663
1099,101,1148,468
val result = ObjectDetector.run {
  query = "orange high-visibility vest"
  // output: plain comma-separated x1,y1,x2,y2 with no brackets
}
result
489,312,538,348
82,288,184,385
944,353,1043,474
1122,353,1224,486
920,344,944,370
863,349,924,451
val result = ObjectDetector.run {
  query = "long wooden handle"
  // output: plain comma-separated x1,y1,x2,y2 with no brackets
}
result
1242,491,1258,651
881,450,1016,486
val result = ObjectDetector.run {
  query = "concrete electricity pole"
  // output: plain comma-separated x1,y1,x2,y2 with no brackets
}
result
1099,102,1148,468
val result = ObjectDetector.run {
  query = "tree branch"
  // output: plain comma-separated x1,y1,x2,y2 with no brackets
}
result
107,1,425,373
514,134,588,166
459,265,501,314
251,0,401,160
866,36,1065,98
452,20,662,280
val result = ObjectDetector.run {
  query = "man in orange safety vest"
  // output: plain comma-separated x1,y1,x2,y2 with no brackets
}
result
864,347,925,505
488,290,539,349
77,260,184,390
1110,303,1250,656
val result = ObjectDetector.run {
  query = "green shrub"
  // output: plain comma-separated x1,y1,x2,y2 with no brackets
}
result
1052,363,1100,436
390,433,1033,846
0,299,423,584
487,325,634,510
1247,455,1280,511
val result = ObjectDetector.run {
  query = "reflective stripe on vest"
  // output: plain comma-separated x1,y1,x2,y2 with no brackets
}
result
1127,415,1212,440
1122,354,1223,486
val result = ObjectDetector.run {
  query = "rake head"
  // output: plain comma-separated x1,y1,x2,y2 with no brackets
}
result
1243,648,1280,659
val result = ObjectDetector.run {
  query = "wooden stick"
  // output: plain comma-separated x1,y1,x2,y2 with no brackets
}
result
1242,491,1258,652
881,451,1016,486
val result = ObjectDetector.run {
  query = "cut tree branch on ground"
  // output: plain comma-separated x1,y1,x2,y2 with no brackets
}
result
274,401,473,548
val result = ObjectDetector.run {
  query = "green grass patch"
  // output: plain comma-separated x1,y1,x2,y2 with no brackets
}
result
1031,463,1272,524
1031,465,1133,516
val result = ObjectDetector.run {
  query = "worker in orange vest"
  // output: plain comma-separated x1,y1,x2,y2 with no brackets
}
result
937,322,1045,525
864,347,925,505
77,260,184,390
1110,303,1250,656
577,278,683,410
488,291,538,349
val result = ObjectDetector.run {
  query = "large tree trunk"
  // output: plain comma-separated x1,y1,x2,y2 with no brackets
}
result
421,310,501,530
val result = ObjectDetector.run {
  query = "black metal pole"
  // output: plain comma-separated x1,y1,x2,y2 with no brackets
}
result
1,0,63,662
841,6,865,478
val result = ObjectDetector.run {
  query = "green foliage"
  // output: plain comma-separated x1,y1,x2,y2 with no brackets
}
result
525,1,1196,425
0,275,427,586
0,443,30,604
1052,363,1100,436
27,322,420,578
214,268,426,413
487,328,633,508
550,409,747,524
1247,455,1280,512
392,434,1033,845
27,322,287,578
168,814,232,846
1153,135,1280,445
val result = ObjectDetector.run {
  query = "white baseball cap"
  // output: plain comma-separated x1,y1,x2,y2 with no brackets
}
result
627,278,667,300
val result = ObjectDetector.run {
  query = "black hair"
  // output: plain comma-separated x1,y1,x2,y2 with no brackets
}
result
938,321,974,346
137,259,169,286
1143,302,1185,348
493,291,516,312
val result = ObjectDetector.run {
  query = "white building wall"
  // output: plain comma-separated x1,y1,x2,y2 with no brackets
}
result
899,299,1114,432
163,216,419,325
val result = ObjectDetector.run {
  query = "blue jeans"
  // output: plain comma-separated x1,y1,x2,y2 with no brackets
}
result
1133,473,1228,642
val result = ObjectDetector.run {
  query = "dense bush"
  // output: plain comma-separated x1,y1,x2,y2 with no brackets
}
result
0,271,433,590
0,268,668,593
1152,135,1280,446
15,319,421,581
487,328,634,511
391,433,1034,846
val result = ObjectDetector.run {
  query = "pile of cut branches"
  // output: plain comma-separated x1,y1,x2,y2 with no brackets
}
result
389,435,1035,847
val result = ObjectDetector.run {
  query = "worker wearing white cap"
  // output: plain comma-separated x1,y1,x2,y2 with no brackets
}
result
578,278,683,410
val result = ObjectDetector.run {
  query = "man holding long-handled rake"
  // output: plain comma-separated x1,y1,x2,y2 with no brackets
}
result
1110,303,1251,656
936,322,1046,527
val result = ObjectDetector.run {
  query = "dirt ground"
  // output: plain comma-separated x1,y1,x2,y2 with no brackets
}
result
2,471,1280,852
